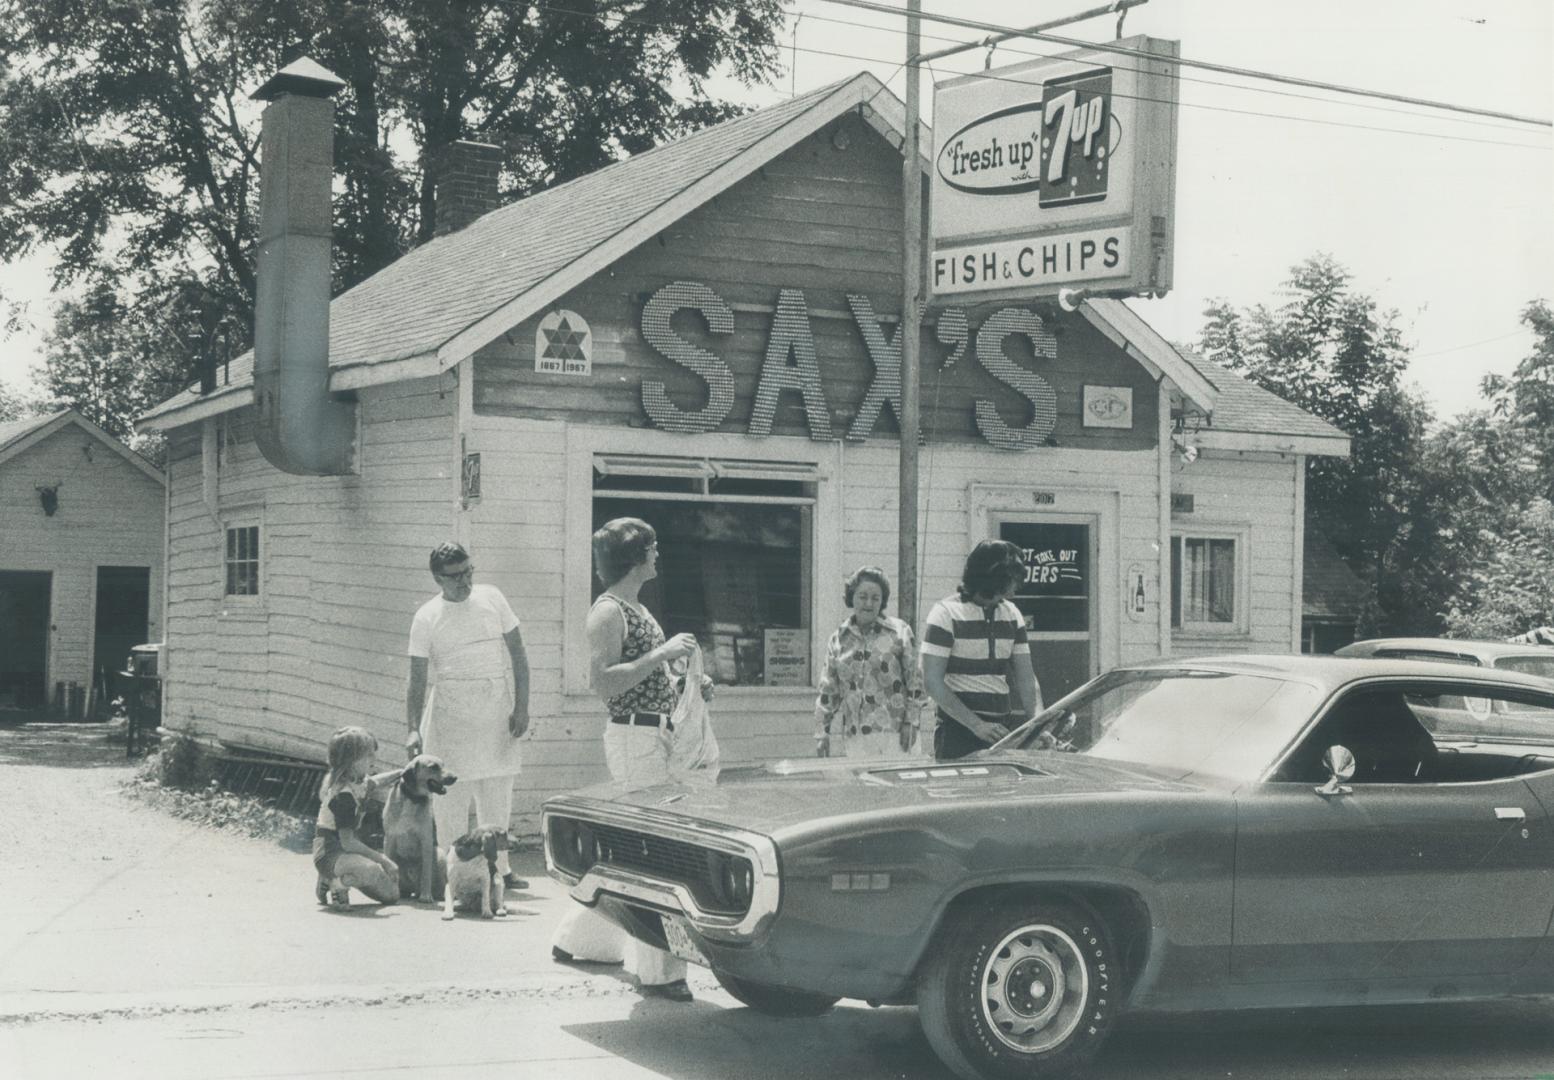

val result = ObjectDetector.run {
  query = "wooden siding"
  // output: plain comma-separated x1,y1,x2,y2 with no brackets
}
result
472,116,1157,454
1170,450,1300,654
161,376,456,765
0,424,164,699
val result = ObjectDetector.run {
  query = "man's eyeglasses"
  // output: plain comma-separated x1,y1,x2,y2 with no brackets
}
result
437,566,474,582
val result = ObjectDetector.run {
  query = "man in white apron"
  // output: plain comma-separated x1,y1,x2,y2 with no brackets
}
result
406,543,531,886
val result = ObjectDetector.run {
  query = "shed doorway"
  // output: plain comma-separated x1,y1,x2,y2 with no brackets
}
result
0,570,51,709
95,566,150,706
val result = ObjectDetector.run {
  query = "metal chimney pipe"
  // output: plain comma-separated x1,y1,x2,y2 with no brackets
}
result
251,57,356,476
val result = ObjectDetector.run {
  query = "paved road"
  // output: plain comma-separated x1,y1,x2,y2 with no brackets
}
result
3,723,1553,1080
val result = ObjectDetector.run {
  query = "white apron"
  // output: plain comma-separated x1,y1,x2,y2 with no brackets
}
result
421,675,520,781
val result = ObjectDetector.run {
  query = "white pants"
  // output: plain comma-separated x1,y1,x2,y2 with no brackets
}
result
551,717,686,986
431,774,515,878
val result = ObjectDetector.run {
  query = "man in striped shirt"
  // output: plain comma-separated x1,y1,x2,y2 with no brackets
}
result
921,540,1043,761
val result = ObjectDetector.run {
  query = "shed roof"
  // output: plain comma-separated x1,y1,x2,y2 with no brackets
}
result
0,408,165,485
1303,532,1368,621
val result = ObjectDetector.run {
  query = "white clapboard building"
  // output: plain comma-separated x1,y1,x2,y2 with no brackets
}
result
139,66,1347,833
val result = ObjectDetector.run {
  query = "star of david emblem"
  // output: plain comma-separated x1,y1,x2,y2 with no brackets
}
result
541,316,588,362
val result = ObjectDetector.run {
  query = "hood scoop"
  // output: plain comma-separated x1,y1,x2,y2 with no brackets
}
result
868,762,1043,784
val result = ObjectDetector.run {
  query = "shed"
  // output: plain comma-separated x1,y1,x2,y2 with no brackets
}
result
0,409,165,715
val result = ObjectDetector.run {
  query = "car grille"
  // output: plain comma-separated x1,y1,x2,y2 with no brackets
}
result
548,815,753,917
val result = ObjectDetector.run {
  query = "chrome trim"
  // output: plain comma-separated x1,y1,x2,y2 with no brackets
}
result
542,796,780,941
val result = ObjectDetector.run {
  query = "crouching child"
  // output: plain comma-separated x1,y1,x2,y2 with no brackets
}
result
314,726,403,907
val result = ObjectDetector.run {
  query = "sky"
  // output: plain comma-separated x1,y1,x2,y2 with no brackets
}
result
2,0,1550,420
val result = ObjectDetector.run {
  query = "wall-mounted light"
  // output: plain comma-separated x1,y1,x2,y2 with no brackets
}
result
1172,436,1198,464
36,484,59,516
1058,287,1091,312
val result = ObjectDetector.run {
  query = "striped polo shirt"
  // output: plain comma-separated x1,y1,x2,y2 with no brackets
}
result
920,593,1030,726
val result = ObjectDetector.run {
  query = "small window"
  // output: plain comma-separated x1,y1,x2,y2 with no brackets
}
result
1171,534,1240,631
592,455,815,688
225,524,261,597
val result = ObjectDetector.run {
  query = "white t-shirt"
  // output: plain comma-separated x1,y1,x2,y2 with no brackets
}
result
408,584,520,681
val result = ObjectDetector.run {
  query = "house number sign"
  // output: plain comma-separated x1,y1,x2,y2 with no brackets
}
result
639,279,1060,451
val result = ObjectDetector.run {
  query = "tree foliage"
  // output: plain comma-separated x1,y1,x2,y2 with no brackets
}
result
1435,301,1554,638
1198,254,1438,634
0,0,784,417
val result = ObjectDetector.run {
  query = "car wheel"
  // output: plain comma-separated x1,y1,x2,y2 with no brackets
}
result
917,897,1117,1080
713,969,839,1017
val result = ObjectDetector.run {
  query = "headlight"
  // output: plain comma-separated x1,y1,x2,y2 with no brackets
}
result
549,818,601,875
716,854,755,910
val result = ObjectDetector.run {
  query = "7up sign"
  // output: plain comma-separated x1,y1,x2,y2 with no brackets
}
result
930,36,1180,303
1039,68,1112,208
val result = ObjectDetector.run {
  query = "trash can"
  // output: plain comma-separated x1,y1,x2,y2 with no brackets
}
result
124,643,164,757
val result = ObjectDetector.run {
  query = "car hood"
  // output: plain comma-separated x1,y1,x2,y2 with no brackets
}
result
556,753,1207,839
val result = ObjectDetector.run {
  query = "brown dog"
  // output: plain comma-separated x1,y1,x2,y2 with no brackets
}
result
384,755,457,902
442,825,509,920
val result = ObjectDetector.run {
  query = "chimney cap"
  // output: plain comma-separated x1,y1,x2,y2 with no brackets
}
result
252,56,346,102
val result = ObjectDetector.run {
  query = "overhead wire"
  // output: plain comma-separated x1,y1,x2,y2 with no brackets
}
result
520,0,1549,151
819,0,1551,128
776,3,1546,137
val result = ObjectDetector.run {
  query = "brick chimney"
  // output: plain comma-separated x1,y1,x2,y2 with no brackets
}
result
433,140,503,236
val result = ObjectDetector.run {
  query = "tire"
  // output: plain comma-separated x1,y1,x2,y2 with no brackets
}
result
916,897,1118,1080
713,969,840,1017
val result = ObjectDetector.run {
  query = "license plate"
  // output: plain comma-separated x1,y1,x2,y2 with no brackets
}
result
661,913,709,967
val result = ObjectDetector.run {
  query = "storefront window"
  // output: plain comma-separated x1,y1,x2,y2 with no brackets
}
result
593,456,813,687
1171,534,1238,629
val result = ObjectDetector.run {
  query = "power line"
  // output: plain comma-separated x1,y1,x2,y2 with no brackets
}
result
779,3,1544,137
519,1,1549,150
778,37,1548,151
819,0,1552,128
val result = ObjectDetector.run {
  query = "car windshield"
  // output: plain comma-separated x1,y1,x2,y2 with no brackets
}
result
997,668,1323,780
1495,654,1554,681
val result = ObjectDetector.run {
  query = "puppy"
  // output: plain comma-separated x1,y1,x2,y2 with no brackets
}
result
383,755,457,902
442,825,509,920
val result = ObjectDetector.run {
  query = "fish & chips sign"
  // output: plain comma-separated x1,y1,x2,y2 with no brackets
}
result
931,36,1180,302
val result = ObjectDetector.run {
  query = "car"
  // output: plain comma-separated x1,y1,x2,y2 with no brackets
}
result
1334,636,1554,680
543,655,1554,1080
1335,638,1554,742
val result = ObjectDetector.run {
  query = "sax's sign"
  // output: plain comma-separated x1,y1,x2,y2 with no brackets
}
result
931,36,1180,302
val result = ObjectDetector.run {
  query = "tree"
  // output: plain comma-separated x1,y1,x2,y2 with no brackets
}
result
1433,301,1554,638
1,0,785,420
1197,255,1440,634
0,377,36,422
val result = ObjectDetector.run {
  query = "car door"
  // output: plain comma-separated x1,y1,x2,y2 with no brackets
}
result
1231,680,1554,984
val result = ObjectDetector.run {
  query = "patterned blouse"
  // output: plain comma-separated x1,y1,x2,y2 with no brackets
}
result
814,615,929,740
596,593,677,717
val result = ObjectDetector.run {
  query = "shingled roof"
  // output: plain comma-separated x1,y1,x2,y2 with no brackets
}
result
1187,353,1350,454
142,72,907,427
139,70,1346,458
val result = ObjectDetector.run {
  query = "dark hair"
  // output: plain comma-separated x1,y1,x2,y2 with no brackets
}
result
593,517,657,587
429,542,470,575
844,566,891,611
959,540,1024,601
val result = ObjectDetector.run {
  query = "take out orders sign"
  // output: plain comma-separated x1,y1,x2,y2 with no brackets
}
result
930,36,1180,302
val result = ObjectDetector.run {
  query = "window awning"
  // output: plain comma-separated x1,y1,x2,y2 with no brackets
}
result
594,454,824,483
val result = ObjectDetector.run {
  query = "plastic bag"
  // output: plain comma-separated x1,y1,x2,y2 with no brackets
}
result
667,648,720,782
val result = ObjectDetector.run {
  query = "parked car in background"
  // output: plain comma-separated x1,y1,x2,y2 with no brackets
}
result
1335,638,1554,743
545,655,1554,1080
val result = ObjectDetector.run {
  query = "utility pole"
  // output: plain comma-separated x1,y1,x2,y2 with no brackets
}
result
898,0,922,634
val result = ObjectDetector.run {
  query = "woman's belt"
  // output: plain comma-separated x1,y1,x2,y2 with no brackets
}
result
610,711,674,731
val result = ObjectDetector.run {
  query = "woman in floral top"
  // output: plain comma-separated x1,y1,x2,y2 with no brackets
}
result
815,566,929,758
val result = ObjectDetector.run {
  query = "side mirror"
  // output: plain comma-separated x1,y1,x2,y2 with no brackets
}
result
1316,744,1356,796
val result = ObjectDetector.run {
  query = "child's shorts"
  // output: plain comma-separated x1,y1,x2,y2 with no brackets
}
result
312,829,344,878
